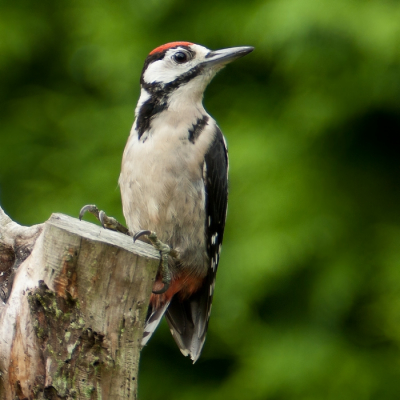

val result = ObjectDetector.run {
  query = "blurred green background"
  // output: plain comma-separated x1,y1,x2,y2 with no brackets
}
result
1,0,400,399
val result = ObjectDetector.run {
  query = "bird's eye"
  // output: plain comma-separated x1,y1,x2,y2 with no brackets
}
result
173,51,189,64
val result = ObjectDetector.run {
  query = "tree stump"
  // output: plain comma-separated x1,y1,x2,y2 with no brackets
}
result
0,208,159,399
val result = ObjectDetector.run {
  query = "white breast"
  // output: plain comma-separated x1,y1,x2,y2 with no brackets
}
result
119,110,216,271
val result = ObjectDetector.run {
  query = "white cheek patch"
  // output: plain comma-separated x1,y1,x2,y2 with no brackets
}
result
143,59,182,84
143,51,196,85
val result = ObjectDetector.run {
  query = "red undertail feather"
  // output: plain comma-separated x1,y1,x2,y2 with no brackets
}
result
149,41,194,55
149,274,203,310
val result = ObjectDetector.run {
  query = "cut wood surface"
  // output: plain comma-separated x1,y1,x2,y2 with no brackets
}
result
0,209,159,399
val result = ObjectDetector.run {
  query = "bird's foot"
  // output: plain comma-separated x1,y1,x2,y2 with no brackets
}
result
133,230,179,295
79,204,129,235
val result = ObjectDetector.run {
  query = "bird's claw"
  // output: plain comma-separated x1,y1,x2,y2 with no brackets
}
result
133,230,152,242
79,204,99,221
133,230,176,295
79,204,129,234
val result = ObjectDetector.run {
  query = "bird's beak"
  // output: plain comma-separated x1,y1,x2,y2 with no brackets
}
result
203,46,254,68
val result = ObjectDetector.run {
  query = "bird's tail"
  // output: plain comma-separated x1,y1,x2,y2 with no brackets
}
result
164,281,211,363
142,300,171,346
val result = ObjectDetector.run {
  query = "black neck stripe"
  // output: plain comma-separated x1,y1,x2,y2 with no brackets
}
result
136,64,205,140
136,95,168,139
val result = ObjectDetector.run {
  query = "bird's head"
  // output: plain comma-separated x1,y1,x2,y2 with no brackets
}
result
139,42,254,107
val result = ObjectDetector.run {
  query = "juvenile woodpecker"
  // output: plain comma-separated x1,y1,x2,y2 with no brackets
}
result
119,42,253,362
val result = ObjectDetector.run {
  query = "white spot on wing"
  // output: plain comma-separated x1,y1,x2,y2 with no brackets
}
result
222,134,228,151
203,162,207,180
209,279,216,296
222,134,229,173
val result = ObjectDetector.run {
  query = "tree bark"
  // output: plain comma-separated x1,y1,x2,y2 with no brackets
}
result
0,207,159,399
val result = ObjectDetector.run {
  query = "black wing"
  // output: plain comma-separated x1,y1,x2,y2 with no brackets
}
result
165,126,228,362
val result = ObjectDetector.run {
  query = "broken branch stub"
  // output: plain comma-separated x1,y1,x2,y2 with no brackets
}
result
0,212,159,399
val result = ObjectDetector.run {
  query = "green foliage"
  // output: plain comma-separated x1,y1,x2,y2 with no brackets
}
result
1,0,400,398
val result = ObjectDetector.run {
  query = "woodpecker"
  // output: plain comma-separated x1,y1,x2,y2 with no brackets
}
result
118,42,253,362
